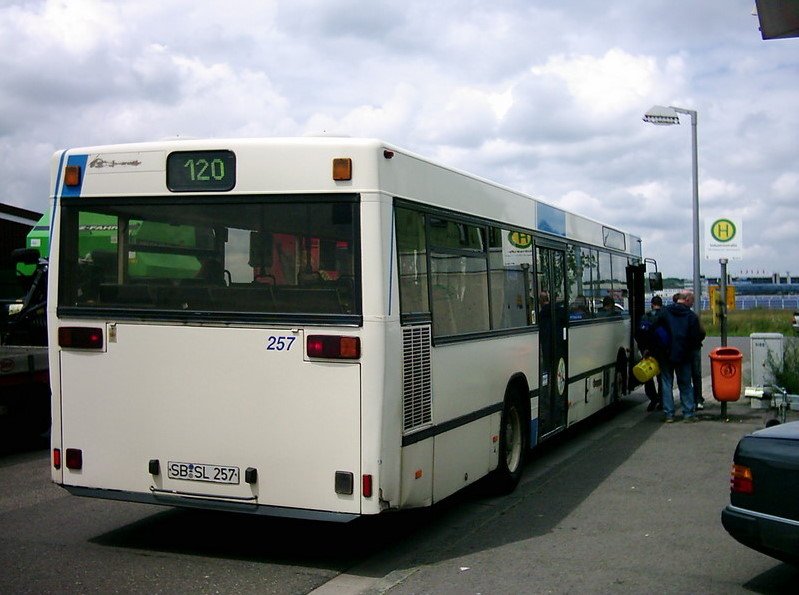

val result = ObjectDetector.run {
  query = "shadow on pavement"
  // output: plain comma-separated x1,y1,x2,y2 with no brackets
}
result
0,428,49,457
743,562,799,594
90,394,659,574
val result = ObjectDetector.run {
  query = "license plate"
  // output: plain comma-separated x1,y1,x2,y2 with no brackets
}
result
167,461,240,485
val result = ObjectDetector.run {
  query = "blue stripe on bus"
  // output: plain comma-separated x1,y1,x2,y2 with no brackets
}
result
52,150,67,199
50,150,68,248
537,202,566,237
529,417,539,446
61,154,89,197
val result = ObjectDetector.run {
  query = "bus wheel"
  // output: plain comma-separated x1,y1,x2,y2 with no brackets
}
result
490,391,528,494
612,355,626,404
23,383,51,438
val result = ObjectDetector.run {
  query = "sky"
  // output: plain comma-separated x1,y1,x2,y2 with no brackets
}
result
1,0,797,281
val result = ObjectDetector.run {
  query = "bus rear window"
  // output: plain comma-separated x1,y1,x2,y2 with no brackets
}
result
57,196,360,319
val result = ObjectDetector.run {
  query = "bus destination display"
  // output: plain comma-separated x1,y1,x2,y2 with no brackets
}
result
167,150,236,192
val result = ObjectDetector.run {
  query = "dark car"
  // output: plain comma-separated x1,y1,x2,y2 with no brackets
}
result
722,421,799,565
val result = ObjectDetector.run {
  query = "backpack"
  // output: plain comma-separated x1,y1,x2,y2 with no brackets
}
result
635,317,655,349
636,313,670,352
653,325,671,351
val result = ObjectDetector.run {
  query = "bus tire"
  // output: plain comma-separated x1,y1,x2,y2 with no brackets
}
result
23,383,51,438
612,353,627,404
490,389,528,494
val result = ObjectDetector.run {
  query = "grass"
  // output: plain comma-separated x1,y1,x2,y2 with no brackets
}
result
700,308,795,337
767,341,799,394
693,308,798,392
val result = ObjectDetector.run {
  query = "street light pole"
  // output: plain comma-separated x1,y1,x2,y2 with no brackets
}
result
679,107,701,316
643,105,701,314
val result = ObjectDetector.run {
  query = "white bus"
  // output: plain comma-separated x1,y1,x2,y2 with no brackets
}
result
48,138,647,521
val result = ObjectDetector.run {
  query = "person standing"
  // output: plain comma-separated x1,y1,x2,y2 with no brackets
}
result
636,295,664,412
683,290,706,410
656,292,702,423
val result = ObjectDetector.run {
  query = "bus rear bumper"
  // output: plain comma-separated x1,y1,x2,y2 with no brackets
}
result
62,485,360,523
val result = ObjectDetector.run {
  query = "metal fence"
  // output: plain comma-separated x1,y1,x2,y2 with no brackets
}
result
700,296,799,311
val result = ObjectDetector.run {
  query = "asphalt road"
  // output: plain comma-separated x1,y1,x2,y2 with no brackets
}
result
2,373,798,594
368,383,799,594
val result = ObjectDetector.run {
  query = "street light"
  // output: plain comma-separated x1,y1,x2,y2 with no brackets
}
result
643,104,701,314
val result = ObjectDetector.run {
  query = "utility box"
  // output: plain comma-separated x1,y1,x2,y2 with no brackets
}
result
750,333,784,387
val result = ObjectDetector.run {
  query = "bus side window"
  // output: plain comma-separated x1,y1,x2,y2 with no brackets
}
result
395,207,429,317
489,227,533,329
569,296,590,320
431,284,456,336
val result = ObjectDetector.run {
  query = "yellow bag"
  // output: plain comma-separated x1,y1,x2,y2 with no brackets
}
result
633,357,660,383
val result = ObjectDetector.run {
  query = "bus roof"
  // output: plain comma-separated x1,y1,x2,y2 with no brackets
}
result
52,137,641,256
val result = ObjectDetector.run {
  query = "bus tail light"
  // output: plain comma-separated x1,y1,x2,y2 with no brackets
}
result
59,327,104,350
307,335,360,359
65,448,83,470
730,464,753,494
362,474,373,498
53,448,61,469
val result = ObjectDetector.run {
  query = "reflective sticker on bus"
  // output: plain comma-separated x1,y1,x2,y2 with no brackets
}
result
556,358,567,395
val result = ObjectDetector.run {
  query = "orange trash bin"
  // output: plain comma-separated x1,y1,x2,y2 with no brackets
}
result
709,347,743,402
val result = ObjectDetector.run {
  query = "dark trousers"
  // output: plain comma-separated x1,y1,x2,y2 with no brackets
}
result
645,375,662,404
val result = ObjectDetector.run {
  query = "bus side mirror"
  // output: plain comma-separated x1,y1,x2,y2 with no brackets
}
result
248,232,273,268
648,272,663,292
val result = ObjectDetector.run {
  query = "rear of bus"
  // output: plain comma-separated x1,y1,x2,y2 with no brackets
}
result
49,139,391,521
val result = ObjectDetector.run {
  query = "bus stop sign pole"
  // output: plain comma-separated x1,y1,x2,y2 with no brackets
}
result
719,258,728,418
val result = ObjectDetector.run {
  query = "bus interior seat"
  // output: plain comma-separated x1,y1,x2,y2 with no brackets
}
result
211,285,276,311
276,287,343,313
297,270,324,286
89,250,118,282
98,283,153,306
196,258,226,285
155,285,213,310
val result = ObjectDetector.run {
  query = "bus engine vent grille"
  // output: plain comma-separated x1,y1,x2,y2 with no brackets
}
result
402,325,432,432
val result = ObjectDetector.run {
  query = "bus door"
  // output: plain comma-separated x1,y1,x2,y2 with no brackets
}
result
536,244,569,438
627,262,647,388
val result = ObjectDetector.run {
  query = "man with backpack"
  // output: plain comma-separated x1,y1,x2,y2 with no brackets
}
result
656,292,702,423
636,295,664,412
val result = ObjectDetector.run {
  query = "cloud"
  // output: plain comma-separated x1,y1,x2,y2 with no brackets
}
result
699,177,745,208
303,83,417,140
772,172,799,199
0,0,797,282
627,180,670,202
530,49,682,118
12,0,123,57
